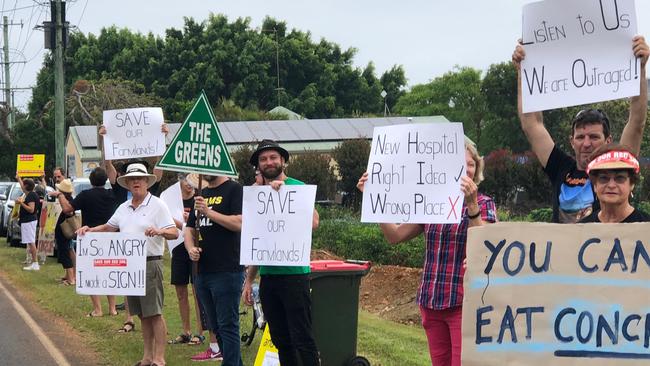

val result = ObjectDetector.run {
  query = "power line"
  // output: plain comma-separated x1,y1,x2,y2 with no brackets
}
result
0,3,40,13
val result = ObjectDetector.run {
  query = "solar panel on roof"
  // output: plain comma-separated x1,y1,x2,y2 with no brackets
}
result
268,121,300,141
307,120,340,140
226,122,257,142
247,121,277,141
285,120,320,140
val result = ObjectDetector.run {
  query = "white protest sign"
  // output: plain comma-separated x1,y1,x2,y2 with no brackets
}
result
102,107,166,160
240,185,317,266
76,232,147,296
361,123,465,224
520,0,639,113
160,182,185,255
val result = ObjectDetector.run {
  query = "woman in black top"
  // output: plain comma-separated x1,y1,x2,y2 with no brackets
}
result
579,144,649,223
52,179,76,285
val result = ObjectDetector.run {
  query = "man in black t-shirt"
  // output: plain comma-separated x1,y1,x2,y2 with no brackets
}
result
185,174,244,364
512,36,649,223
57,167,118,317
16,177,40,271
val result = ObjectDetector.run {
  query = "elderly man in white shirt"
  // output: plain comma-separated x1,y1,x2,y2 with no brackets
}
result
78,162,177,366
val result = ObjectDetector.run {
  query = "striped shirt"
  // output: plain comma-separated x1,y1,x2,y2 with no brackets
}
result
417,193,497,310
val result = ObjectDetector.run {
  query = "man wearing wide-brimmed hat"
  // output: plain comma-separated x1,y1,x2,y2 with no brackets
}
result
243,139,321,366
77,162,177,366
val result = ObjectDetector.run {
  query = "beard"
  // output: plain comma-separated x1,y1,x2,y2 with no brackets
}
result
261,165,283,180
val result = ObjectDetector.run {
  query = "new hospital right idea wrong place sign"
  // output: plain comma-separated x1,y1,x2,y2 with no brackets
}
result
462,222,650,365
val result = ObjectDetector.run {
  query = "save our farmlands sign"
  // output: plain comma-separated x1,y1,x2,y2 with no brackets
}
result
157,91,237,177
520,0,639,113
462,222,650,365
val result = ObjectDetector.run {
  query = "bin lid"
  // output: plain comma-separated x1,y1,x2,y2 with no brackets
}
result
310,260,371,273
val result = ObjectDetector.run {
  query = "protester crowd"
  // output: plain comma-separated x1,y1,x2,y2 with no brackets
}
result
6,33,649,366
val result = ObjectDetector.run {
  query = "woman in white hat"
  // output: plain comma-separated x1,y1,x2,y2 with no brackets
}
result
77,162,178,366
579,144,649,223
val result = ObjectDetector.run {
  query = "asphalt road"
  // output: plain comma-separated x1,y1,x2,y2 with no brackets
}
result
0,279,69,366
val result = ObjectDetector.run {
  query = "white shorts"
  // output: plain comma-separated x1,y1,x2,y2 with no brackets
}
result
21,221,37,244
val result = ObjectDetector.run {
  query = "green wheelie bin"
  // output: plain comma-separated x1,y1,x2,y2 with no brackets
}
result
310,260,372,366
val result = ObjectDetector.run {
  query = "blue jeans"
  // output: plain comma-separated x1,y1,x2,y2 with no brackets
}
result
195,271,244,366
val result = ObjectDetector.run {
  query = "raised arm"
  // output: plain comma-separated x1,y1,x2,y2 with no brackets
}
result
620,35,649,155
513,42,555,168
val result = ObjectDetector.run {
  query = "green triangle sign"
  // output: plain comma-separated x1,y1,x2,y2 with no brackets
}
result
157,91,238,177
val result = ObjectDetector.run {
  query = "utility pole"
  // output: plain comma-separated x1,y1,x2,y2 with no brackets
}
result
54,0,65,169
3,16,12,129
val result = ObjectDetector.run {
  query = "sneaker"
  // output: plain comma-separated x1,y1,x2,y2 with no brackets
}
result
190,348,223,361
23,262,40,271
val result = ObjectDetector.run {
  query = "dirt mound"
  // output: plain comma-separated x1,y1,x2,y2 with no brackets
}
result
359,265,422,325
310,249,342,261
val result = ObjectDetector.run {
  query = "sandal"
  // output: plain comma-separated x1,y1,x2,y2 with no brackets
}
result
168,333,192,344
188,334,205,345
118,321,135,333
86,312,102,317
60,280,75,286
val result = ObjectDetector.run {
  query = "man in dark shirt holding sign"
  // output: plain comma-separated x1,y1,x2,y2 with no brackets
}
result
513,36,649,223
242,139,321,366
185,174,244,365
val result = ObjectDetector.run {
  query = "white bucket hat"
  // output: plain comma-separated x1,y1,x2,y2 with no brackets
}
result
116,163,157,189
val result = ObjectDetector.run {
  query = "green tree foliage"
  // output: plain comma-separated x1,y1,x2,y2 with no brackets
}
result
286,151,337,201
394,66,486,145
30,15,406,122
230,144,257,186
478,62,529,153
332,139,371,208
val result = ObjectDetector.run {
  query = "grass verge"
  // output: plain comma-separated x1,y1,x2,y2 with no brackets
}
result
0,239,428,365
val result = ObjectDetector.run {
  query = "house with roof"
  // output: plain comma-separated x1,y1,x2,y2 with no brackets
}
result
65,116,448,178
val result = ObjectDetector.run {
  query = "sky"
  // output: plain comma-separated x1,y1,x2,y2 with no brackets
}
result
2,0,650,111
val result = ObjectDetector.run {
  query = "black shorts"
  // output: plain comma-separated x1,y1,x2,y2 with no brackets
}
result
170,244,194,286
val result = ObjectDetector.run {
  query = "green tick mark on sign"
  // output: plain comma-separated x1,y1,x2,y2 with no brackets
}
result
157,90,237,177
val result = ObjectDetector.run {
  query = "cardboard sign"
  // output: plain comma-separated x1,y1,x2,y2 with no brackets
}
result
160,182,184,255
463,222,650,365
37,202,62,257
102,107,166,160
520,0,639,112
16,154,45,177
361,123,466,224
157,91,237,177
76,232,147,296
240,185,317,267
254,326,280,366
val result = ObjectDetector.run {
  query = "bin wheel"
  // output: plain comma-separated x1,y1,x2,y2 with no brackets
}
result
347,356,371,366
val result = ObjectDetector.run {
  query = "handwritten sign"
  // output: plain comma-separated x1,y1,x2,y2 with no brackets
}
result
240,185,317,267
520,0,639,112
102,107,165,160
16,154,45,177
361,123,465,224
76,232,147,296
37,202,61,257
463,222,650,365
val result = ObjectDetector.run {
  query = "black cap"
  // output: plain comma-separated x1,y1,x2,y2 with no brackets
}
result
249,139,290,166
